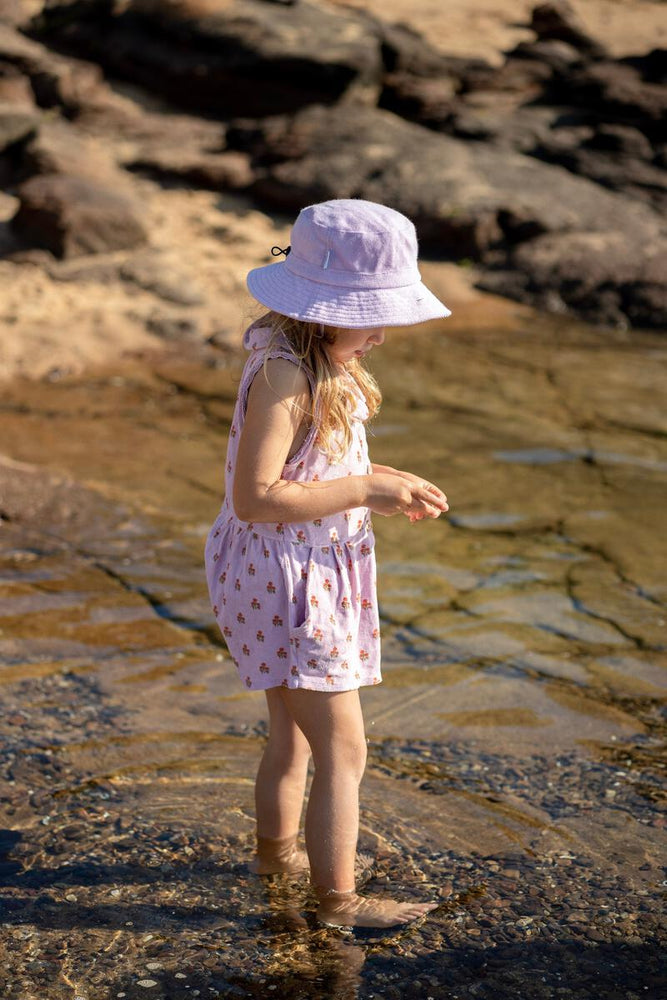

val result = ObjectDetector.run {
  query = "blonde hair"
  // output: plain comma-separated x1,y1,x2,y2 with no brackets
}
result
259,311,381,462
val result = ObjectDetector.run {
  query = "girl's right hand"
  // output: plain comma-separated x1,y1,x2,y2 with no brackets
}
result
365,474,447,518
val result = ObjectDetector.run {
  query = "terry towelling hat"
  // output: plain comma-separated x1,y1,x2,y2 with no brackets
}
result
246,199,451,329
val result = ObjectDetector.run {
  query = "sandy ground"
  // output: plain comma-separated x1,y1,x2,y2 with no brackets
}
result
0,180,489,382
333,0,667,63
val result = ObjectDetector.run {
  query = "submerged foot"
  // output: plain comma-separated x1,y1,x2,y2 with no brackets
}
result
250,843,376,881
249,846,310,876
315,889,438,929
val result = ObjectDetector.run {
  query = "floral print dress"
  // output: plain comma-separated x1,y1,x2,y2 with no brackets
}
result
204,322,381,692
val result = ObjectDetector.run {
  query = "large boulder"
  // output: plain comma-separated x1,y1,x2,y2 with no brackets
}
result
231,102,660,242
528,1,606,59
479,231,667,329
28,0,384,117
546,58,667,145
228,102,666,327
11,172,148,257
0,21,114,115
19,117,127,182
531,122,667,214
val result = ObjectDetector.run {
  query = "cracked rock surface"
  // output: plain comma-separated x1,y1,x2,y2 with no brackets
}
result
0,308,665,997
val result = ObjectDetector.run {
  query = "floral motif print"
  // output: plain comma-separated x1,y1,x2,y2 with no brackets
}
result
204,323,381,692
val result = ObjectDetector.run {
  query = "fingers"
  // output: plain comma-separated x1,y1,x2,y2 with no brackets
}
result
406,486,449,521
407,502,443,522
414,486,448,513
417,479,447,502
392,475,449,520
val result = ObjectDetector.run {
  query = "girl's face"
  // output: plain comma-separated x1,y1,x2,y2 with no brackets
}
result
326,327,386,364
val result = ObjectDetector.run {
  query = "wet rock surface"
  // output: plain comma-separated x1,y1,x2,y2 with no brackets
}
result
1,314,665,997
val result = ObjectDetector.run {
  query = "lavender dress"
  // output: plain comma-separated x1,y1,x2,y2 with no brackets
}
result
204,323,381,692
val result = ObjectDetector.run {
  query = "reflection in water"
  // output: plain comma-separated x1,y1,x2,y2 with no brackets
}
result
1,320,666,996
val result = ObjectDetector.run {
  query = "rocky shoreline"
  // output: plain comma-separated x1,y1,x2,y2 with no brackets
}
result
1,3,666,998
0,0,665,380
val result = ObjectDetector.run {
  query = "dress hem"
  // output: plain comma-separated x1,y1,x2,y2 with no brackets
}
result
246,678,382,693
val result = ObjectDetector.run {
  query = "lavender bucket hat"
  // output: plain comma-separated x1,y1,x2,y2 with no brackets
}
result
246,199,451,329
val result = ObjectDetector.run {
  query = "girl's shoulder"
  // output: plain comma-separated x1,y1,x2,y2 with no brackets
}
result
243,320,314,385
243,319,290,358
242,319,274,354
239,321,314,411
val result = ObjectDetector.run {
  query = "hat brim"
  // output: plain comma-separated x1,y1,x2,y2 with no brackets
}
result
246,261,451,329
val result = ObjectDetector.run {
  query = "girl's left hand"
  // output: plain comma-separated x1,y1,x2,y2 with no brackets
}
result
379,467,448,522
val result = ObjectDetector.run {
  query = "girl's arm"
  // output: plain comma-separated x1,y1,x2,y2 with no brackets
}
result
233,360,447,523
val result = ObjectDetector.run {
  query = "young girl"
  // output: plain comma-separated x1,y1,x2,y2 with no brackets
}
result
205,199,451,928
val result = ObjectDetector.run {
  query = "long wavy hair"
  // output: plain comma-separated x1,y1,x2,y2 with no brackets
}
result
259,310,382,462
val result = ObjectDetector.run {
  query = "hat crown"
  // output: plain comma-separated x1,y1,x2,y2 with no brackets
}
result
286,199,420,290
245,197,451,328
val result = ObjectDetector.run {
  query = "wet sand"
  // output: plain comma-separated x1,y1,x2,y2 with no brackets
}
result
1,303,665,997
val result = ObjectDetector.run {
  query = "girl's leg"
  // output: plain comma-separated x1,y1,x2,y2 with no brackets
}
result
280,688,365,890
279,688,437,928
250,686,312,874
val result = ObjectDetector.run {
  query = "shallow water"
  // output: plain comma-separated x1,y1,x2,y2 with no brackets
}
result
0,314,665,998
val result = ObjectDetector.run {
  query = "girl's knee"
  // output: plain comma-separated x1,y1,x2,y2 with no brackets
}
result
267,732,311,771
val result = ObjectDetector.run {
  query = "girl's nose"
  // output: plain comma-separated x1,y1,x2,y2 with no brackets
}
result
368,328,385,346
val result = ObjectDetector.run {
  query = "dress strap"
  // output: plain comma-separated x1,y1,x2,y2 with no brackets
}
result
237,323,318,429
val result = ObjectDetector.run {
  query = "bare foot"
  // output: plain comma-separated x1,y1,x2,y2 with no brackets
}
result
315,889,438,929
250,844,377,881
249,846,309,875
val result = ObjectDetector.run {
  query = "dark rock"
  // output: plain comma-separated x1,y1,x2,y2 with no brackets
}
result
510,38,584,74
621,281,667,330
379,72,457,128
450,104,558,152
529,1,607,59
11,172,148,257
531,122,667,212
29,53,105,114
470,55,554,96
229,102,666,327
146,314,200,341
0,99,38,151
0,20,107,115
378,20,471,80
584,123,653,159
29,0,384,118
231,104,505,256
236,102,658,240
502,231,667,328
549,61,667,144
622,48,667,86
125,147,253,191
20,117,115,180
